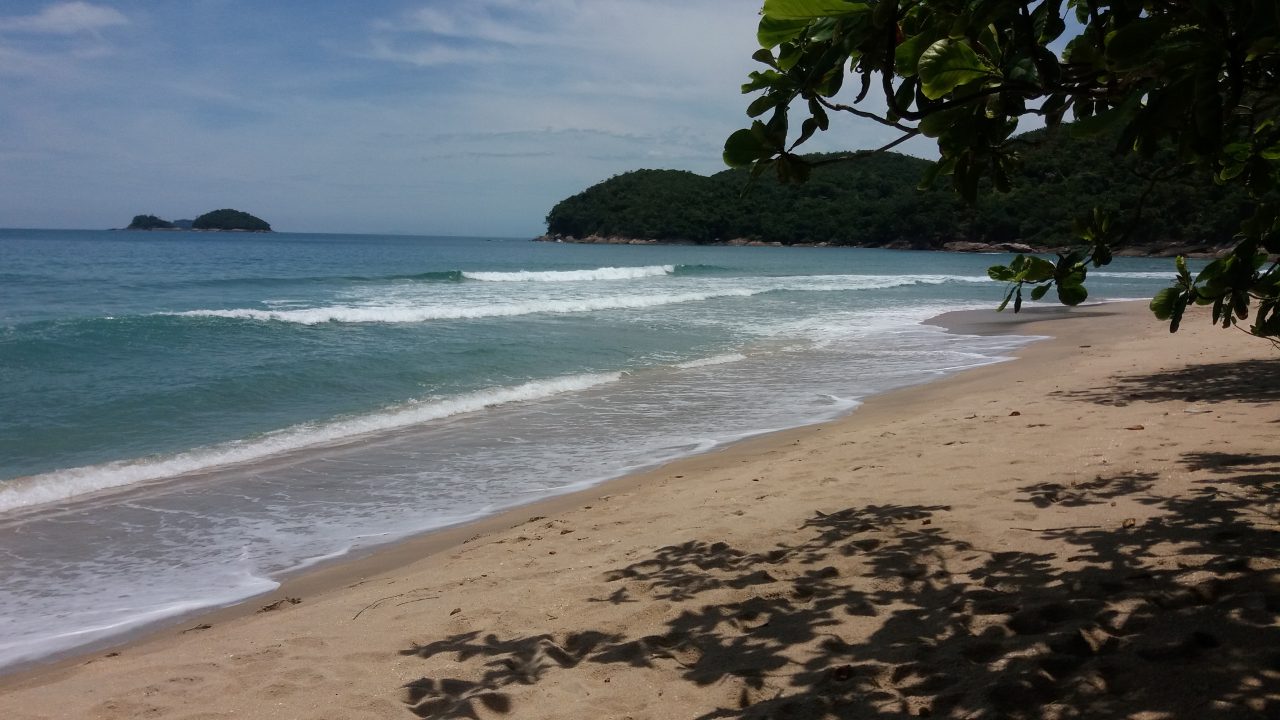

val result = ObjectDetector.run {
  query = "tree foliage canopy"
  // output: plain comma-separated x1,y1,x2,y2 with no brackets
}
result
727,0,1280,338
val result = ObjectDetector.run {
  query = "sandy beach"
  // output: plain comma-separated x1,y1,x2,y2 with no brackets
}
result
2,300,1277,719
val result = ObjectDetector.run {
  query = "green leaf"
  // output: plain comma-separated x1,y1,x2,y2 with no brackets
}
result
1150,287,1179,320
892,78,916,114
1105,17,1172,70
997,286,1016,312
918,157,950,189
741,70,782,93
1057,283,1088,306
723,129,768,168
1194,258,1226,288
917,106,967,137
1032,0,1066,43
1233,290,1250,320
751,48,777,67
1069,97,1138,137
988,264,1016,282
894,31,938,76
758,16,811,48
762,0,869,20
1006,57,1039,86
1091,242,1112,267
795,116,820,146
918,39,996,100
746,94,777,118
1020,256,1057,283
1170,294,1188,333
1030,283,1051,301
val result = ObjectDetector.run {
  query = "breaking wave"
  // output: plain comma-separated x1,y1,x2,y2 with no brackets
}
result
461,265,676,282
0,372,623,512
169,274,991,325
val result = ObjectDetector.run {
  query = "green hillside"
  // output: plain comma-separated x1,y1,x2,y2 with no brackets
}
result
545,128,1251,252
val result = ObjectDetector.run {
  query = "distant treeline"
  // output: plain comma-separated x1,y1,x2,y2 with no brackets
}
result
545,127,1253,251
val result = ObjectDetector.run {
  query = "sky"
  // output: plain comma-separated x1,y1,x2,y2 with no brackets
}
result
0,1,934,237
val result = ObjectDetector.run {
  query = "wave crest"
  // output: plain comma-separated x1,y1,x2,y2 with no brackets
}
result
462,265,675,282
169,274,990,326
0,372,623,512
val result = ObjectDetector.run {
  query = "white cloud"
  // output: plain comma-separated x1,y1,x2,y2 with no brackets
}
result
0,2,128,35
389,4,548,46
365,37,498,67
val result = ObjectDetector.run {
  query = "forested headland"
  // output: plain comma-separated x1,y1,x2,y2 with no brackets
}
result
124,209,271,232
543,128,1251,255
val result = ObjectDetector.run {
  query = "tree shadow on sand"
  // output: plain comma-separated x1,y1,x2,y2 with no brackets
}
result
399,448,1280,719
1048,358,1280,406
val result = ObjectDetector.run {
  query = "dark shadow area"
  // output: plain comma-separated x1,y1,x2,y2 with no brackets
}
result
1018,472,1159,508
400,452,1280,719
1049,358,1280,406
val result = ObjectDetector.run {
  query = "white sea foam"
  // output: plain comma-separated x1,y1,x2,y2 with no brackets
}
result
0,570,279,669
173,290,759,324
0,372,623,512
462,265,675,282
171,274,991,325
1090,271,1178,279
676,353,748,369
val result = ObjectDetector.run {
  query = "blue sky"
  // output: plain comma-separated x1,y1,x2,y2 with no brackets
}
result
0,1,931,236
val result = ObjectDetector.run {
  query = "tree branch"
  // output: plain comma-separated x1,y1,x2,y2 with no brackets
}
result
815,96,916,133
806,130,922,168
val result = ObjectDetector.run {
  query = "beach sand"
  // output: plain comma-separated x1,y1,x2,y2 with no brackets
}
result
2,301,1278,719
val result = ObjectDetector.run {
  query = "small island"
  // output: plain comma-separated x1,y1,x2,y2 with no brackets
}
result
124,209,271,232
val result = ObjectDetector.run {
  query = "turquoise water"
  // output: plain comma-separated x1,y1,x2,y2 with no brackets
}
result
0,228,1182,669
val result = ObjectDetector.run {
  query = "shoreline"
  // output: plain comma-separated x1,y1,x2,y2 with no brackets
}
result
0,303,1053,682
3,300,1276,718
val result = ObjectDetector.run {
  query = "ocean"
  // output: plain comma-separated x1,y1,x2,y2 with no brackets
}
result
0,228,1185,671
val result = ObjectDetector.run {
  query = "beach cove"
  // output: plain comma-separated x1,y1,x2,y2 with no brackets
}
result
2,300,1277,719
4,230,1176,669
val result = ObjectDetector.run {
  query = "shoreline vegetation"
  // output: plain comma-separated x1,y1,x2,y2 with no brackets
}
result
540,127,1248,259
2,301,1277,718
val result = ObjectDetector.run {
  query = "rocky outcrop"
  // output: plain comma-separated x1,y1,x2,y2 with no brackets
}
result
942,241,1038,253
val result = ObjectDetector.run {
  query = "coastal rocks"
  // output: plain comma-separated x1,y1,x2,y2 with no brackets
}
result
942,241,1037,254
1114,243,1235,259
535,234,661,245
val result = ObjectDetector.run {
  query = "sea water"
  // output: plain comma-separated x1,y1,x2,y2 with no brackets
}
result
0,229,1186,670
